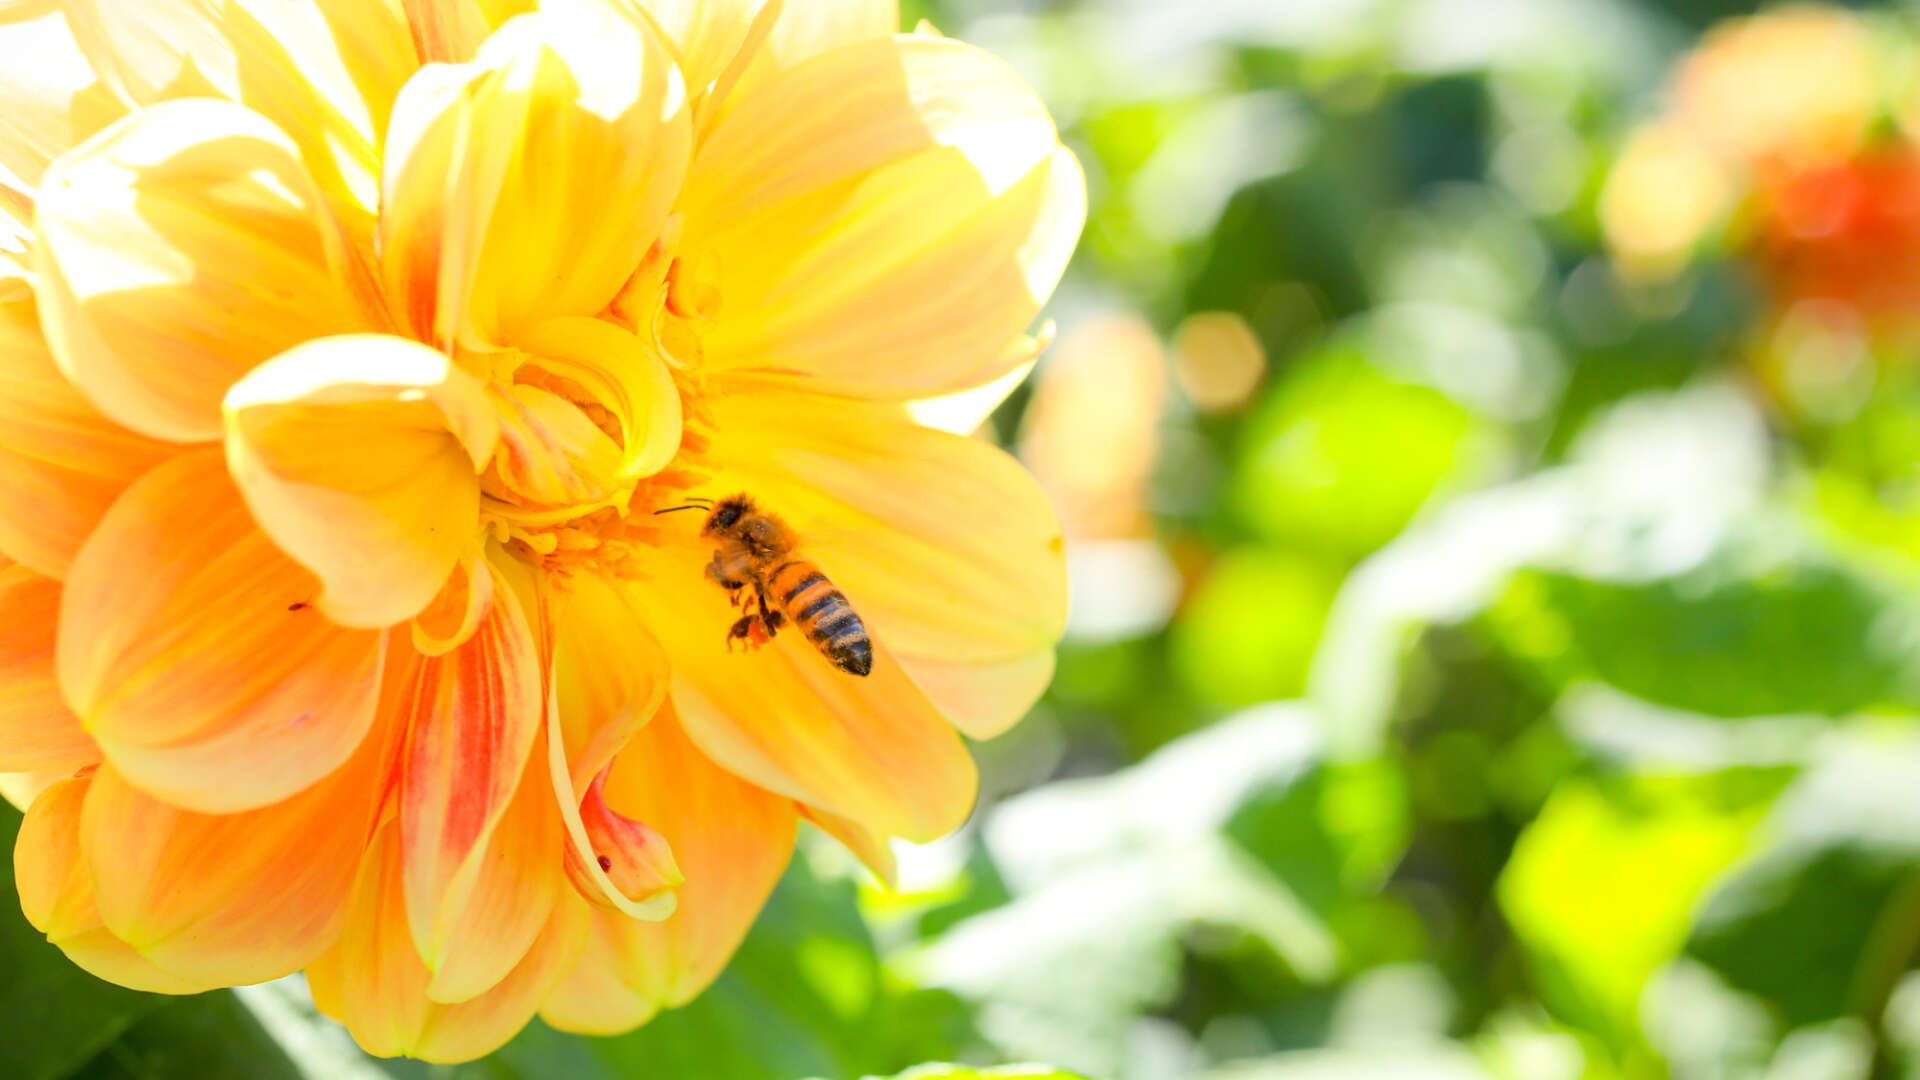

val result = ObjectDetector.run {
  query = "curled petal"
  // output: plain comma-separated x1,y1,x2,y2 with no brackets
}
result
380,6,691,346
309,820,589,1064
32,99,375,442
413,553,496,657
547,708,794,1026
562,769,681,909
0,7,122,191
516,316,684,484
685,36,1085,398
58,451,385,813
15,774,219,994
484,383,624,509
0,296,171,578
224,334,498,628
0,566,95,773
394,564,545,990
78,708,400,987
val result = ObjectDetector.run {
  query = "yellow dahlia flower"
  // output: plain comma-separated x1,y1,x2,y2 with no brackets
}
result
0,0,1080,1061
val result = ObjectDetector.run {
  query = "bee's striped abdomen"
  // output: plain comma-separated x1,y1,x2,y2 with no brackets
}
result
769,559,873,676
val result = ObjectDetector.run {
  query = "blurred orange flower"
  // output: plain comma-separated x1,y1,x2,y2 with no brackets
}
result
0,0,1080,1061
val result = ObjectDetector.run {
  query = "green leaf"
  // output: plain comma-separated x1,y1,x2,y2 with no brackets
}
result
1688,733,1920,1027
0,801,166,1080
867,1060,1098,1068
1497,777,1768,1044
64,992,303,1080
1492,558,1920,718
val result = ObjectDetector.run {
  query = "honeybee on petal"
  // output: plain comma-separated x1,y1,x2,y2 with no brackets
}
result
656,493,874,676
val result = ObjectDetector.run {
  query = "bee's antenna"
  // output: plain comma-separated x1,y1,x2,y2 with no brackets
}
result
653,503,710,516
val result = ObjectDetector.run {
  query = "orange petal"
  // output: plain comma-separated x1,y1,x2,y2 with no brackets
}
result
32,98,375,443
635,540,978,840
560,708,795,1018
561,768,681,908
698,391,1064,737
400,0,532,63
0,295,173,579
421,720,564,1005
684,36,1085,398
0,565,95,773
77,705,399,987
15,774,219,994
58,451,386,813
224,334,497,628
537,912,660,1034
394,563,546,990
552,572,668,792
801,803,897,890
59,0,415,228
0,7,122,191
379,5,691,346
308,819,590,1064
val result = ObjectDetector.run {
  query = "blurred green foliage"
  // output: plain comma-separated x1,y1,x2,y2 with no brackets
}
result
18,1,1920,1079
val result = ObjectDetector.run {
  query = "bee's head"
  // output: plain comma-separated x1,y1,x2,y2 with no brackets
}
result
703,495,754,536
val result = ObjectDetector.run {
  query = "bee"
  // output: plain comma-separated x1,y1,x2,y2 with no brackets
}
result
656,494,873,676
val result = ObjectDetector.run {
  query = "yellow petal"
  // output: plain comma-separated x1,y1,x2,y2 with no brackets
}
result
701,391,1066,664
59,0,414,223
516,315,685,484
552,570,668,792
379,6,691,346
308,819,590,1064
685,36,1085,398
633,541,977,841
394,565,546,989
78,707,399,987
895,648,1056,741
484,382,624,509
731,0,896,99
15,774,219,994
58,451,386,813
587,708,795,1010
0,7,123,190
616,0,777,121
224,334,497,628
0,566,95,773
0,296,171,578
413,552,495,657
32,98,375,443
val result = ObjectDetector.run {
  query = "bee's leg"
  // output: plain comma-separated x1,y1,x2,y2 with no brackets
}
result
753,582,785,637
727,614,757,651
